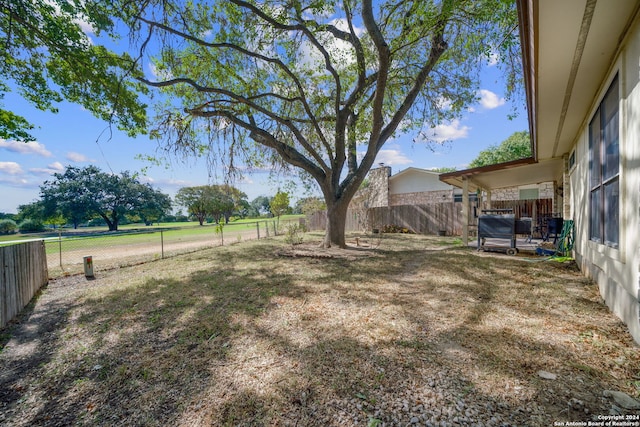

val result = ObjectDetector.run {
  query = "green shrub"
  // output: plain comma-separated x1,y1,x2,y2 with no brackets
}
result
0,219,17,234
381,224,415,234
284,223,306,246
18,219,45,233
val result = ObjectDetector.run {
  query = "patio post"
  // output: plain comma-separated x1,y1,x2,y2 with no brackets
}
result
462,177,469,246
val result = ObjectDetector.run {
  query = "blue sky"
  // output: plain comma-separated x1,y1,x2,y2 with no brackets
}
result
0,62,528,214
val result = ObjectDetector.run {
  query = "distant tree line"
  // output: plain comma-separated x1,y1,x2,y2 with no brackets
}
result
1,165,329,235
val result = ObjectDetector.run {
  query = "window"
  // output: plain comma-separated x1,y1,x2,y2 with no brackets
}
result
568,149,576,171
519,188,539,200
589,76,619,247
453,193,478,203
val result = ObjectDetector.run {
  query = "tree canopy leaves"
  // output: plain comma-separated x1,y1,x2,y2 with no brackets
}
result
0,0,147,141
269,191,290,219
40,166,171,230
468,130,531,168
175,184,248,225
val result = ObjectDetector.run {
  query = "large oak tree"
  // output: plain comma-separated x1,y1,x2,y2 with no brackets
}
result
3,0,521,247
119,0,521,247
41,166,171,231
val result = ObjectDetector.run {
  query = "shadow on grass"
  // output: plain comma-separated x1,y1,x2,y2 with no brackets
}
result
0,237,638,426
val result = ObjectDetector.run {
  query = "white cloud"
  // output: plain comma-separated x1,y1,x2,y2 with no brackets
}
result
374,149,413,166
139,176,193,188
75,19,95,35
0,162,24,175
0,139,52,157
0,175,30,187
139,176,154,184
488,52,499,66
296,19,366,73
29,162,65,176
148,62,173,81
356,145,412,167
478,89,505,110
66,151,94,162
435,96,453,111
420,119,470,143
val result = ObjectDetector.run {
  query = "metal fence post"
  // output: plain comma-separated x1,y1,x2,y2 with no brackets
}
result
58,231,62,269
160,229,164,259
256,222,260,240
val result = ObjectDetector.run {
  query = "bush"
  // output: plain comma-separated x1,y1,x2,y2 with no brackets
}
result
284,223,306,246
0,219,18,234
18,219,45,233
381,224,415,234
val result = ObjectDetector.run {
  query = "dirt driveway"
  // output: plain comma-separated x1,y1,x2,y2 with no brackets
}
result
1,234,639,426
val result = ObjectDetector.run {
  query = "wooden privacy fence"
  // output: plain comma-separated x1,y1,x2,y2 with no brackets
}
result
307,202,472,235
367,203,468,235
306,199,554,236
1,241,49,328
489,199,554,220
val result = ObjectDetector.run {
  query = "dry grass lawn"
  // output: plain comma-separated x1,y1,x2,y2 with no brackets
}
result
0,233,638,426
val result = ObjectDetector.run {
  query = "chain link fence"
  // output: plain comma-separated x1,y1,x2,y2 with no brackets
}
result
42,218,301,277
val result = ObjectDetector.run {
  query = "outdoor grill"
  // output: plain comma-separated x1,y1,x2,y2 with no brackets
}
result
477,209,518,255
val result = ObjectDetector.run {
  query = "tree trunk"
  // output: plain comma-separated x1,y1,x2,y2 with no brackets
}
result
104,212,118,231
322,198,349,248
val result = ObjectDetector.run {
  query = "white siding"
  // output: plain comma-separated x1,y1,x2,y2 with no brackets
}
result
389,169,452,194
569,16,640,343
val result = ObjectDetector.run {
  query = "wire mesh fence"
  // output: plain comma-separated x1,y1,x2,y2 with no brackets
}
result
42,218,301,277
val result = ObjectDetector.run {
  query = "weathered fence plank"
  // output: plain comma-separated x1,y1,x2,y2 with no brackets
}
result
1,241,49,328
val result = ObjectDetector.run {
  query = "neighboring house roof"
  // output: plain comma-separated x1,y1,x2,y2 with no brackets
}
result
440,0,640,191
389,167,453,194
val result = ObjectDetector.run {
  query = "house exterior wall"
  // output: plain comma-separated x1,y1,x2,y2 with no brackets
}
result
489,182,554,201
569,17,640,343
386,167,553,208
389,169,452,194
355,166,390,208
390,190,452,206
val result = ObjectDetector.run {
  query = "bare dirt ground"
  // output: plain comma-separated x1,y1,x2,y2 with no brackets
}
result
46,227,259,277
1,234,639,426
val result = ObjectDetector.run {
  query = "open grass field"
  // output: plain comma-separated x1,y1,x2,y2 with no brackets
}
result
2,217,302,277
1,233,638,426
0,215,304,244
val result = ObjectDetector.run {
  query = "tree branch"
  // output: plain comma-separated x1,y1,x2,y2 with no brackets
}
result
378,0,453,150
211,111,326,183
134,13,334,159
